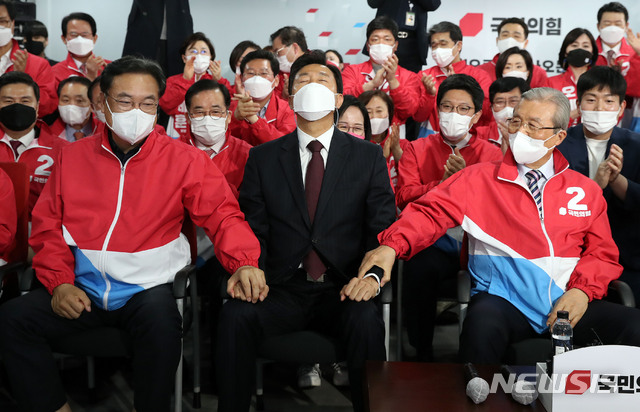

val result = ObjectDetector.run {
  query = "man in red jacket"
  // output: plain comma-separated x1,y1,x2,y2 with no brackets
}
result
0,1,57,117
51,12,109,89
342,16,421,125
0,167,16,266
477,18,549,89
44,76,100,141
230,49,296,146
0,56,264,412
0,72,68,217
397,74,502,361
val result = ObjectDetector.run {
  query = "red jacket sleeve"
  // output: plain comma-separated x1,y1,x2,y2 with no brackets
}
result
389,71,421,121
395,142,441,210
229,98,296,146
0,169,16,260
624,54,640,98
159,74,192,115
342,65,366,97
27,54,57,117
413,87,435,123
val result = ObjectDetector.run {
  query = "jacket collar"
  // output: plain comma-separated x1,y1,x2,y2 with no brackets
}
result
498,148,570,183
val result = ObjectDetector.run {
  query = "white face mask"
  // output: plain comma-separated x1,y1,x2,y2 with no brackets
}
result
370,117,390,135
0,26,12,47
66,36,95,56
59,104,91,126
192,55,210,74
94,108,106,123
509,131,557,165
432,44,458,68
277,46,292,73
439,111,473,141
497,37,525,54
504,70,529,81
105,100,156,145
292,82,337,121
243,76,275,100
580,109,621,135
190,115,227,147
369,43,394,65
600,25,625,45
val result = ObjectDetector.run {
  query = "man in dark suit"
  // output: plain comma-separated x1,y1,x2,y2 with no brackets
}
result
558,66,640,307
216,51,397,412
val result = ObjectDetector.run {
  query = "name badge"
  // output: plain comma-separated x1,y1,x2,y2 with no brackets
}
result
405,11,415,27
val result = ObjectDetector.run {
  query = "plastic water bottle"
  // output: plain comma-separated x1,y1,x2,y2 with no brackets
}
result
551,310,573,355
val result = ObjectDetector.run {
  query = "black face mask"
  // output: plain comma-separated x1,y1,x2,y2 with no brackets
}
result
25,39,45,56
566,48,593,68
0,103,37,131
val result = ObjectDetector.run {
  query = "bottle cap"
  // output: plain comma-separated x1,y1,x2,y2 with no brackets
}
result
557,310,569,320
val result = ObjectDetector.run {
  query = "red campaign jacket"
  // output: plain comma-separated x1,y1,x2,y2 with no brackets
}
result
4,40,57,117
30,129,260,308
596,37,640,97
369,134,410,193
477,53,549,88
380,149,621,332
0,167,17,265
547,70,581,127
179,131,251,198
413,61,493,129
51,52,111,90
342,60,421,122
396,132,503,210
41,116,102,141
229,93,296,146
0,122,69,216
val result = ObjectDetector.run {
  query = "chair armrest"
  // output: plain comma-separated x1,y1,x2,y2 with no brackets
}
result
19,265,34,293
173,265,196,299
380,282,393,304
457,270,471,304
0,261,25,281
608,279,636,308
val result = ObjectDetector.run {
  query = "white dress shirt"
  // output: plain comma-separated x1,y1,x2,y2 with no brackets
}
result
0,48,13,75
2,129,36,157
517,155,555,193
585,137,609,180
297,125,333,187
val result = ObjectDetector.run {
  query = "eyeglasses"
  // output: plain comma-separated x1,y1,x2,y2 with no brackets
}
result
0,18,11,27
244,70,273,78
337,123,365,135
507,117,559,135
492,97,521,110
187,49,209,56
67,31,93,39
439,102,473,116
189,109,228,120
107,95,158,114
275,45,290,57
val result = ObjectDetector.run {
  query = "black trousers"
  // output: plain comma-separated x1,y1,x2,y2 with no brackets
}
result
215,273,386,412
460,292,640,364
0,284,182,412
404,245,459,361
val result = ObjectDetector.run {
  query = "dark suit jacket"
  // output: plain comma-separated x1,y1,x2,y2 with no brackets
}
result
559,125,640,272
239,128,396,285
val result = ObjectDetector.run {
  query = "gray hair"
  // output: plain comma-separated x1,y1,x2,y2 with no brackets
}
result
520,87,571,130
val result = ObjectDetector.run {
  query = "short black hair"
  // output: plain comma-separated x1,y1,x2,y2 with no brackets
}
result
229,40,260,70
179,32,216,60
89,76,101,103
366,15,399,42
495,47,533,85
239,49,279,76
0,71,40,101
0,1,15,21
325,49,343,64
358,90,395,123
437,74,484,113
270,26,308,53
338,94,372,141
597,2,629,24
428,21,463,43
577,65,627,104
288,50,343,95
100,56,166,97
497,18,529,39
61,12,97,37
184,79,231,111
489,77,529,103
24,20,48,40
57,76,92,99
558,28,598,69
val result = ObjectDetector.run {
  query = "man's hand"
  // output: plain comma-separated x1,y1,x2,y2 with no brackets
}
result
364,68,386,92
52,283,91,319
340,276,379,302
234,72,245,95
421,73,437,96
606,143,623,183
382,54,399,89
86,54,106,80
627,28,640,56
547,288,589,329
594,159,612,189
183,57,195,80
210,60,222,81
357,245,397,287
281,74,290,100
442,147,465,181
233,92,260,123
12,50,28,73
227,265,268,303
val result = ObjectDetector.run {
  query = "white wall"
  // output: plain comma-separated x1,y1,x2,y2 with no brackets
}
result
33,0,640,82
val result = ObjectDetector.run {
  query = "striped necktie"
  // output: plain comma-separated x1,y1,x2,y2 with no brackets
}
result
525,170,544,214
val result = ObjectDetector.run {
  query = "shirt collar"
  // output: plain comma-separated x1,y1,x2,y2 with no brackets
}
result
72,57,84,70
2,128,36,147
297,125,334,154
65,121,93,141
107,130,145,164
601,41,622,56
443,132,472,149
193,134,227,155
517,155,555,182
